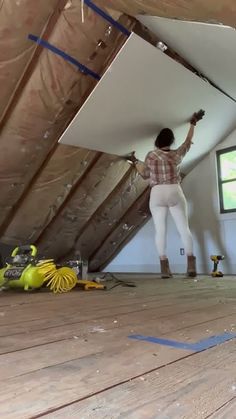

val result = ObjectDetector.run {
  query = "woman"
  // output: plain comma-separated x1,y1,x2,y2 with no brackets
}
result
132,110,204,278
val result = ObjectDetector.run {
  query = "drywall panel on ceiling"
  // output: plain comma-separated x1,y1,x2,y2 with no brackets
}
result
59,33,236,170
138,16,236,100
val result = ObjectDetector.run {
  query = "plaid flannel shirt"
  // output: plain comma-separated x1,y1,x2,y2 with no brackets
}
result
143,138,192,186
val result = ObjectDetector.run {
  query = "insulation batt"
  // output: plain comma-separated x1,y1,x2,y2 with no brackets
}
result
0,0,133,253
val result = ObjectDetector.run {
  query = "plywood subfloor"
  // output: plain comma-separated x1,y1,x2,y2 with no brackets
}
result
0,275,236,418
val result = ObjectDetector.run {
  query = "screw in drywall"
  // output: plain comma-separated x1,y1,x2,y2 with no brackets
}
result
156,41,168,52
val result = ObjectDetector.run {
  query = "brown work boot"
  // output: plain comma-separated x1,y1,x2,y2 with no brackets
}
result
160,259,173,279
187,255,197,278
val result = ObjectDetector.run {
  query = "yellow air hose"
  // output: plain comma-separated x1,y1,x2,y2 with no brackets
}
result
36,260,78,293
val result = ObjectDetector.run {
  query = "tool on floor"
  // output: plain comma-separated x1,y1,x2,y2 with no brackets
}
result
94,272,136,290
77,279,105,290
210,255,225,277
66,259,106,290
0,253,3,269
67,258,89,281
0,245,120,293
37,260,78,293
0,245,78,293
0,245,45,291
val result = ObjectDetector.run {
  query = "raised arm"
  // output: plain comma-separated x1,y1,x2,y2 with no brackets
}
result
176,122,195,158
186,123,195,142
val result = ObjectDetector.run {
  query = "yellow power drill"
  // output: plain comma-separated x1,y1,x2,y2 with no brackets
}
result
210,255,225,277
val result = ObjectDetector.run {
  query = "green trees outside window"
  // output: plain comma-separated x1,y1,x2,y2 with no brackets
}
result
217,146,236,213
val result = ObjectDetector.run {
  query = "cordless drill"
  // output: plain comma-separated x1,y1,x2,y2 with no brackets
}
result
210,255,225,277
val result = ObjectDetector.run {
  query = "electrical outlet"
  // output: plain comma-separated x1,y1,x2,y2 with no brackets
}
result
180,248,185,255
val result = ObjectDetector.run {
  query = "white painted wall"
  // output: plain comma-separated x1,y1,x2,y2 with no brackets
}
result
106,130,236,275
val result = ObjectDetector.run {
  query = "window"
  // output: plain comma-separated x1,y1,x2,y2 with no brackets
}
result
217,146,236,213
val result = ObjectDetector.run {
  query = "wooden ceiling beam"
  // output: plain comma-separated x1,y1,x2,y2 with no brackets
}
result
2,147,98,245
62,167,148,262
95,0,236,27
0,0,68,131
0,8,134,238
58,165,134,261
37,155,131,259
0,0,68,236
89,187,151,272
35,151,102,245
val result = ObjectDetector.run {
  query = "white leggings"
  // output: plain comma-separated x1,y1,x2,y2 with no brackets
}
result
149,184,193,258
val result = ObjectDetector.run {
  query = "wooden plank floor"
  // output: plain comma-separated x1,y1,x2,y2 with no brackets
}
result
0,275,236,419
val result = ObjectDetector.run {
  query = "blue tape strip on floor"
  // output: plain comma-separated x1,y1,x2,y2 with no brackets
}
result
128,332,236,352
28,34,101,81
84,0,131,37
129,335,194,351
192,332,236,352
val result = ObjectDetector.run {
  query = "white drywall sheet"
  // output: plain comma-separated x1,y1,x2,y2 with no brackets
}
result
59,33,236,170
138,16,236,100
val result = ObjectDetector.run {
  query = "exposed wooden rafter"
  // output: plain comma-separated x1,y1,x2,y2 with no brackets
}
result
95,0,236,27
37,155,131,259
0,0,68,130
89,187,150,272
62,167,148,262
1,0,234,272
0,4,134,242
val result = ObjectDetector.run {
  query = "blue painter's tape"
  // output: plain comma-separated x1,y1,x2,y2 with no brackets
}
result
193,332,236,352
129,332,236,352
129,334,195,351
84,0,131,37
28,34,101,81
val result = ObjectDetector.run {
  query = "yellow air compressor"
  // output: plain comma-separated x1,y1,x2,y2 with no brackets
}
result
0,245,105,293
0,245,45,291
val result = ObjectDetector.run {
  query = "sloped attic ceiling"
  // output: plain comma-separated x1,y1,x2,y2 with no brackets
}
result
0,0,235,271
